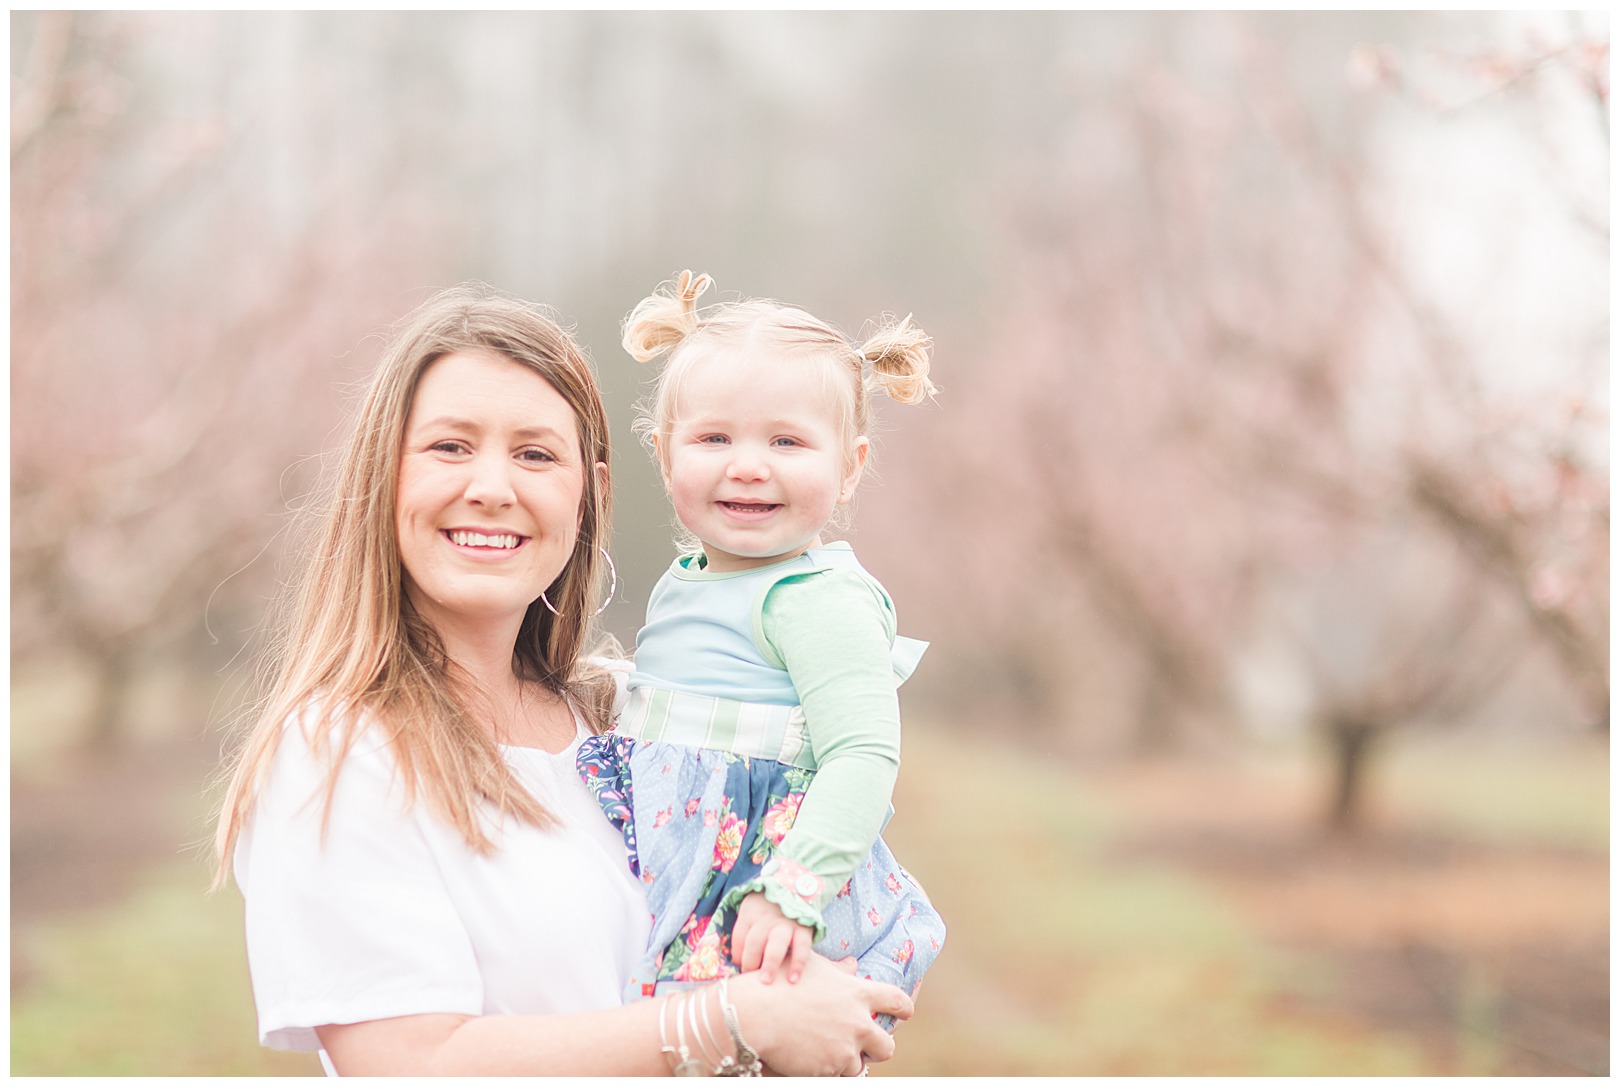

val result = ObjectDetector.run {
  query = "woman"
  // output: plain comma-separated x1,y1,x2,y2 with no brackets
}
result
212,284,911,1076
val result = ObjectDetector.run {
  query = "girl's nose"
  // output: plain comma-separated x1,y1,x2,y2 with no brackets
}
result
726,447,770,482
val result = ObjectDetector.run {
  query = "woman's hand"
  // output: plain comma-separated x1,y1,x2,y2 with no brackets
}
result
731,891,815,983
728,953,913,1077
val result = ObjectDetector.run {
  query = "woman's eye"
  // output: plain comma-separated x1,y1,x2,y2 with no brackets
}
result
518,448,558,464
429,440,468,454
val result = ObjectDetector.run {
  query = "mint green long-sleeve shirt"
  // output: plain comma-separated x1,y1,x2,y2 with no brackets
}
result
749,567,905,922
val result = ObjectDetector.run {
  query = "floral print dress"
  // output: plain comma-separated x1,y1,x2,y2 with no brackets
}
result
577,698,944,1028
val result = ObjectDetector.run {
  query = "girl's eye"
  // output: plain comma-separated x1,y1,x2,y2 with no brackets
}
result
772,437,801,448
699,434,729,445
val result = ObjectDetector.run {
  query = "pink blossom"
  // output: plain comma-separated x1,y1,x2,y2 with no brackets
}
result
674,916,731,982
760,794,802,845
713,813,746,872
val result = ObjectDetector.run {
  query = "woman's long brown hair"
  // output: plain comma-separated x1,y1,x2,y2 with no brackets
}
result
212,284,615,884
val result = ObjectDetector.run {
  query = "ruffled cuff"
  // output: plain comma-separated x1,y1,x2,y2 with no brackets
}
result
719,856,829,942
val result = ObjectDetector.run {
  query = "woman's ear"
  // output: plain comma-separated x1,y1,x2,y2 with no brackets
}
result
839,437,871,504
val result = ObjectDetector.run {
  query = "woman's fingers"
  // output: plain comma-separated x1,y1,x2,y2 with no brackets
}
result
860,1021,897,1065
865,977,914,1023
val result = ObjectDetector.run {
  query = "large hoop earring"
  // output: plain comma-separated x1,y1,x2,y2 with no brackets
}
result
540,547,618,619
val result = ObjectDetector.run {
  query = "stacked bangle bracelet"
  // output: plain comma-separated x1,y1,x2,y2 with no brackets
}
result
717,978,762,1076
656,978,763,1077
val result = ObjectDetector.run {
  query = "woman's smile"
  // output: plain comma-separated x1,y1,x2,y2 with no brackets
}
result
442,528,529,552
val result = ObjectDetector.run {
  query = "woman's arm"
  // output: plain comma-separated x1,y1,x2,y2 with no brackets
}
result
316,954,912,1076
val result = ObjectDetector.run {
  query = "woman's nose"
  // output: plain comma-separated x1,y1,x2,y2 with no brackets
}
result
464,452,516,507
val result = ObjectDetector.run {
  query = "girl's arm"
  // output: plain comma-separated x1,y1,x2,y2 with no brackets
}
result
315,953,910,1076
728,569,906,966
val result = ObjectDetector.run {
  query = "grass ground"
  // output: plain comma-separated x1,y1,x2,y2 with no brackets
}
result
878,729,1443,1076
9,715,1607,1076
10,865,320,1077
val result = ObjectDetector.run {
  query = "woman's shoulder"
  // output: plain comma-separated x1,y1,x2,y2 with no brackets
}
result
235,698,415,882
581,653,635,722
262,696,402,802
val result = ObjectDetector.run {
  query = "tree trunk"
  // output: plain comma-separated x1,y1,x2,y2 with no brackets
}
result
1326,717,1380,832
84,645,137,755
1132,665,1178,757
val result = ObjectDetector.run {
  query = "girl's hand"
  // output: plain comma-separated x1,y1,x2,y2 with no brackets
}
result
731,891,814,983
730,953,913,1077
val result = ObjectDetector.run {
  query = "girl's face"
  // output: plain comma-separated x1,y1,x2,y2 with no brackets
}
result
660,351,868,573
396,349,588,640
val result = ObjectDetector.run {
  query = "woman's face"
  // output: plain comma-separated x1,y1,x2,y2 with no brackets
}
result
396,349,587,641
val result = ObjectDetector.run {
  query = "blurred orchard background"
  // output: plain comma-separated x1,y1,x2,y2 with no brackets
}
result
9,9,1609,1077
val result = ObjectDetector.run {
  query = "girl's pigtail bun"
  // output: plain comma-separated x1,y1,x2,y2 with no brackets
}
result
622,270,713,363
858,314,937,405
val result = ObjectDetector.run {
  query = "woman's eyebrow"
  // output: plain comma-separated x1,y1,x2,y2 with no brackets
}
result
410,415,569,442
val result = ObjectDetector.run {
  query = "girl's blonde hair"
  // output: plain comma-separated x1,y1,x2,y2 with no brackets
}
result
623,271,936,476
212,283,615,884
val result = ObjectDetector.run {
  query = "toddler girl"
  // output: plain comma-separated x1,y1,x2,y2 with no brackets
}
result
578,271,945,1027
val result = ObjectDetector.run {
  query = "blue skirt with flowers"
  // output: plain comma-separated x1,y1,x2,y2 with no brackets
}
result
577,728,943,1029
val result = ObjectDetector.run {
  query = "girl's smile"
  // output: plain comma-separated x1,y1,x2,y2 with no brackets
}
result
716,500,783,518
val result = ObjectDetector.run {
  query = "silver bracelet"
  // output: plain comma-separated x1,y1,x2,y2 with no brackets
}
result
672,990,707,1077
687,984,721,1071
689,984,722,1073
716,977,764,1077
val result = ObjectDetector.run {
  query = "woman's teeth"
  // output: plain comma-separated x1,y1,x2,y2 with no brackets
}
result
448,531,521,548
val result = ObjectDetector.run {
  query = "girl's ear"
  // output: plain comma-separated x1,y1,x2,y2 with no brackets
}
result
839,437,871,504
